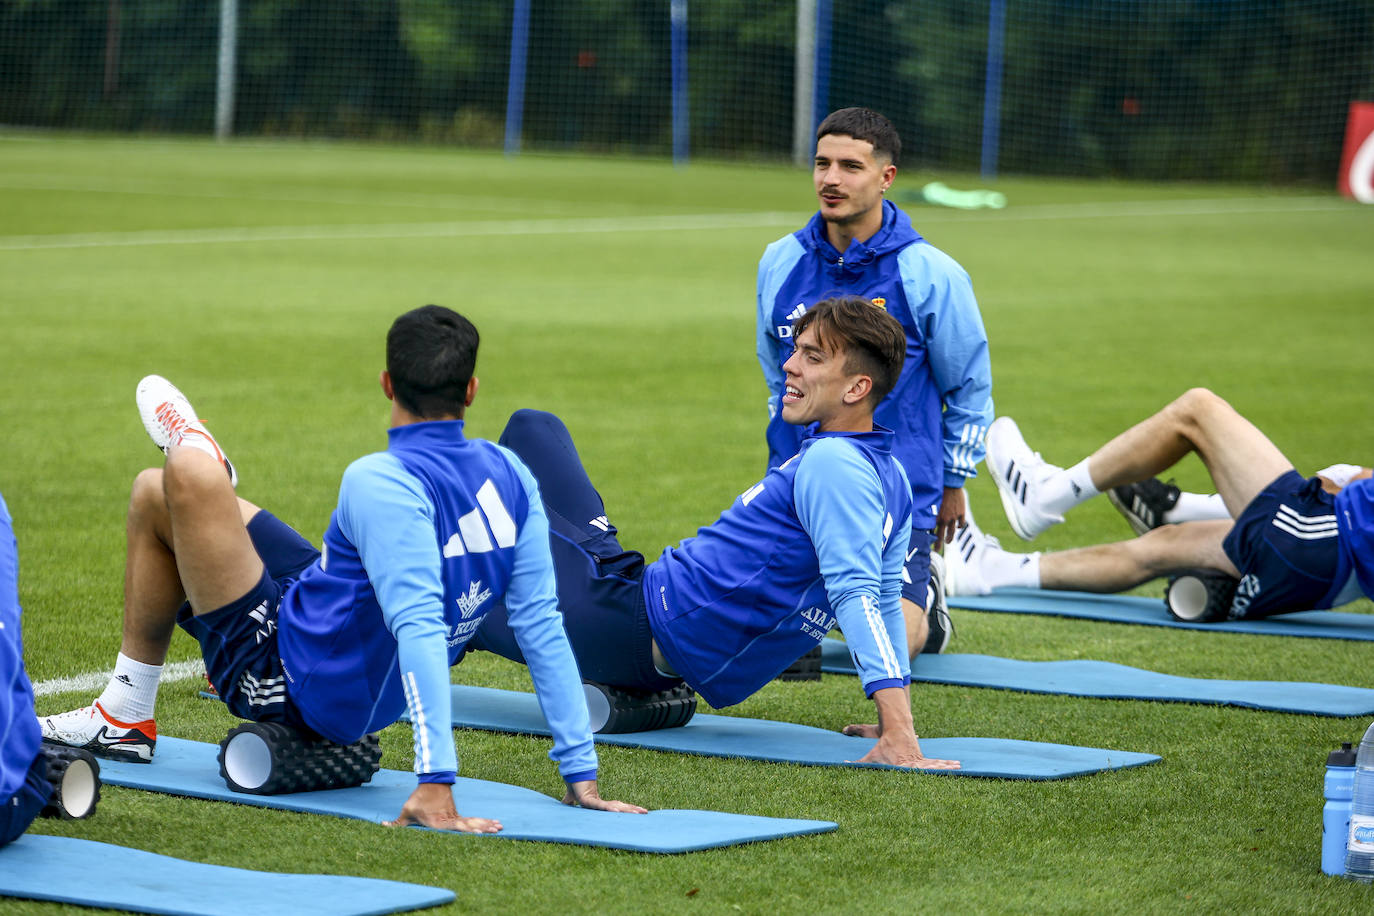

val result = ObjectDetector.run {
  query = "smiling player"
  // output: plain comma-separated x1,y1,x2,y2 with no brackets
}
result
473,297,959,770
756,107,994,659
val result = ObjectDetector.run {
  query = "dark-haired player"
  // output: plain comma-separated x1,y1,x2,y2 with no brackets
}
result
476,297,959,770
756,107,994,657
41,305,644,831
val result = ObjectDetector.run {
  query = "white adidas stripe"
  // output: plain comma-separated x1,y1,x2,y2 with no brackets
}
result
402,671,432,775
1275,505,1338,530
1272,519,1339,540
859,594,903,681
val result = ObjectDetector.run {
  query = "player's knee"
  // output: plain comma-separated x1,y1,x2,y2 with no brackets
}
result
128,468,165,518
161,448,225,509
500,408,565,449
1169,388,1233,435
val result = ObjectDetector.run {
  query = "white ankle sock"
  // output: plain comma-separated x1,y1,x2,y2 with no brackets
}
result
1164,492,1228,523
1040,459,1099,516
981,546,1042,590
97,653,162,723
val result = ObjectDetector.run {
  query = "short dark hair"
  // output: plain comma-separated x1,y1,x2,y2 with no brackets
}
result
386,305,479,419
816,107,901,166
791,296,906,406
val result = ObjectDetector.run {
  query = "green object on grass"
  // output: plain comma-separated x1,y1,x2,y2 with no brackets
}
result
919,180,1008,209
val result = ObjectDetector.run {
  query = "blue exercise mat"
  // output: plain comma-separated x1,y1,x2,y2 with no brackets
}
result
0,833,452,915
949,588,1374,640
96,736,833,853
436,685,1159,780
819,641,1374,717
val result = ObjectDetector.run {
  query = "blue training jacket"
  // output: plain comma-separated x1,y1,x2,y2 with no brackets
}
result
757,200,994,523
277,421,597,784
1332,478,1374,606
644,427,913,709
1,493,42,805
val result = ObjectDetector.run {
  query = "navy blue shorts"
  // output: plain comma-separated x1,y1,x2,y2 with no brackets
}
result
470,410,680,693
0,753,51,847
1222,470,1341,619
901,527,937,606
176,510,320,730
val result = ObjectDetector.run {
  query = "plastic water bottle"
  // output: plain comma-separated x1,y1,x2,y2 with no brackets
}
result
1345,721,1374,881
1324,742,1355,875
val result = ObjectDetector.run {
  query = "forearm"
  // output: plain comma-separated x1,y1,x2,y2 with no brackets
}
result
871,685,916,738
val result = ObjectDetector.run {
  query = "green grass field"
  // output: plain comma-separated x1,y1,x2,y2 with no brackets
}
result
3,132,1374,914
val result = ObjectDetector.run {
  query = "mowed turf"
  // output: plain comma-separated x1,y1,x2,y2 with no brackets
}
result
2,132,1373,914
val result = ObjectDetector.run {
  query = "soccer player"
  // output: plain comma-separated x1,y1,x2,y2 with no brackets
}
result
40,306,644,832
1,492,53,847
756,107,994,657
946,388,1374,619
474,297,960,770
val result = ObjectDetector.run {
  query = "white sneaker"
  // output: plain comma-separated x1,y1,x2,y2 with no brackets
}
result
986,416,1062,541
136,374,237,488
945,510,998,597
40,702,157,763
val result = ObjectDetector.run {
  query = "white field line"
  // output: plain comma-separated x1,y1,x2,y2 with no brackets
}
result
0,211,803,251
0,175,586,214
33,658,203,698
0,196,1351,252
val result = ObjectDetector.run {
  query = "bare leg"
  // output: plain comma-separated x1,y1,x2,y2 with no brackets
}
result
161,446,265,617
1039,519,1239,592
901,597,928,660
121,460,264,665
1087,388,1293,517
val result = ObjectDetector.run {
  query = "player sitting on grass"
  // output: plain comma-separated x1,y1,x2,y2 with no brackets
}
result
944,388,1374,621
471,296,959,770
40,305,645,832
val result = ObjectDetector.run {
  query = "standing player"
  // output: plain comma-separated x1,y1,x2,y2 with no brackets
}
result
946,389,1374,619
756,107,994,657
475,297,960,770
40,306,644,831
1,491,53,847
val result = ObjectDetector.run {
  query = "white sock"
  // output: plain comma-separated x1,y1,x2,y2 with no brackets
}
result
97,653,162,723
1164,492,1229,523
1040,459,1100,516
981,546,1042,590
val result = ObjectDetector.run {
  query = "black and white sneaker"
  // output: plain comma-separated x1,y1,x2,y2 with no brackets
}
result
921,552,953,654
1106,478,1181,535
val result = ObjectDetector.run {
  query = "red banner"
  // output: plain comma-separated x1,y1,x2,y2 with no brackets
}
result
1338,101,1374,203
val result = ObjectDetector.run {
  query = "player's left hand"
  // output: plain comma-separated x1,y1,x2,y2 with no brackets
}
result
562,779,648,814
842,723,961,770
935,486,967,545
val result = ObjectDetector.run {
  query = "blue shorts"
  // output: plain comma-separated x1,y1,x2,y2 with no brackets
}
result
0,753,51,847
176,510,320,730
1222,471,1341,619
901,527,937,606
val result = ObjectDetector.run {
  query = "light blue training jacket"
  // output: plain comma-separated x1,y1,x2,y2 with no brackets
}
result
757,200,994,524
645,427,913,708
277,421,597,785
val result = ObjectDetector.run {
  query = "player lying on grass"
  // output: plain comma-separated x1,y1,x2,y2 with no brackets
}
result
471,297,959,770
40,305,645,832
944,388,1374,620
